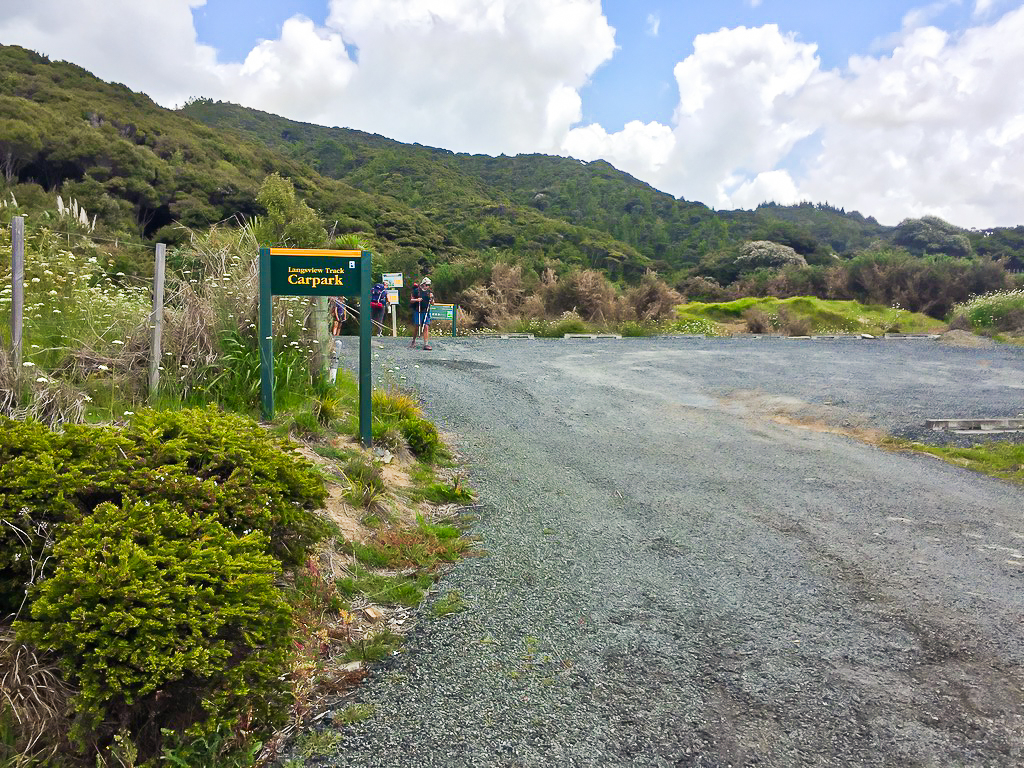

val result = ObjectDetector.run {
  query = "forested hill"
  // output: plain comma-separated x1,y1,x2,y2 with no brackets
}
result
3,43,1022,291
180,99,903,272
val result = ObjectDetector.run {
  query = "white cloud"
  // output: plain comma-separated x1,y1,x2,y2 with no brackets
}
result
0,0,615,156
973,0,996,17
562,10,1024,227
647,13,661,37
1,1,1023,228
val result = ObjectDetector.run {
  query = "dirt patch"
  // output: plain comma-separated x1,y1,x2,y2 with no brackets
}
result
939,329,995,348
721,390,887,443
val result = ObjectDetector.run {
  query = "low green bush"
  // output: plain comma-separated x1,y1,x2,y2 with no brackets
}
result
951,290,1024,332
400,417,443,462
1,407,329,616
16,498,291,762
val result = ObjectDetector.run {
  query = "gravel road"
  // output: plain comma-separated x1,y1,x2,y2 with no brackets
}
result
323,337,1024,767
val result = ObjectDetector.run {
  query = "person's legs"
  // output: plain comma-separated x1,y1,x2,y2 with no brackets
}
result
409,313,420,347
422,320,431,349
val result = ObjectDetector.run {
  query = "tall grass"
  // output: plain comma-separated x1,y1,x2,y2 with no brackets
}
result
950,290,1024,334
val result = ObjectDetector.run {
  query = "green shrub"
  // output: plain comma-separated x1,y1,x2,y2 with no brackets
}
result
617,320,656,337
549,312,588,337
16,499,291,761
952,290,1024,332
0,407,329,617
400,417,443,462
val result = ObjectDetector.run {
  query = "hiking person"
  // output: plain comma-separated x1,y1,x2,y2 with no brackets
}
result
370,280,387,336
328,296,346,383
409,276,433,350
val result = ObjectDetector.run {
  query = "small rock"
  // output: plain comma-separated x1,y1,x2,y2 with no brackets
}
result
363,606,383,621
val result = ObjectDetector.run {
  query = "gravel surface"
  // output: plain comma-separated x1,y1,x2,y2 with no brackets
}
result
316,337,1024,767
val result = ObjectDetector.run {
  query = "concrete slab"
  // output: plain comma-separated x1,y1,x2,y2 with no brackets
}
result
926,418,1024,433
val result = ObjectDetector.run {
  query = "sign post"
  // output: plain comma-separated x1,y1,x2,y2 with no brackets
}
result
259,248,373,446
382,274,403,338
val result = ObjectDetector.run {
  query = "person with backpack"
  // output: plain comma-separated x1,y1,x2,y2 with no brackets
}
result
409,276,433,350
370,280,387,336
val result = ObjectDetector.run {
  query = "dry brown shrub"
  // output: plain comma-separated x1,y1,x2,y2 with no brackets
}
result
743,308,772,334
0,627,74,766
778,308,812,336
626,271,682,321
521,294,546,319
487,263,526,314
458,283,501,329
0,346,89,426
678,276,731,303
947,312,971,331
824,264,851,299
549,269,618,322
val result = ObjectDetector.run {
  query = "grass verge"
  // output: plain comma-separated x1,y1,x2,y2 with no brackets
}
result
887,439,1024,485
677,296,944,336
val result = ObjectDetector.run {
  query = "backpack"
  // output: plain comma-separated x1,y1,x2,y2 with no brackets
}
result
370,282,386,308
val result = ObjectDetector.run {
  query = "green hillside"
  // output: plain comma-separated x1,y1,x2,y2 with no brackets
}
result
1,44,1020,323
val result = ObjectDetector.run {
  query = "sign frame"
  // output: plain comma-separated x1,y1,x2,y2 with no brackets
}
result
259,247,373,446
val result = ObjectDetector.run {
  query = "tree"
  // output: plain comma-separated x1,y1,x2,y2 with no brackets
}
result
253,172,327,247
893,216,973,259
0,119,41,183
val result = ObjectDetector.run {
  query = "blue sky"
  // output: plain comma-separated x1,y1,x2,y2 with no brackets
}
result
3,1,1024,227
190,1,978,129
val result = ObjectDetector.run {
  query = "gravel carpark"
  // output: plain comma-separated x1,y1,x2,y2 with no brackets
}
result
320,336,1024,767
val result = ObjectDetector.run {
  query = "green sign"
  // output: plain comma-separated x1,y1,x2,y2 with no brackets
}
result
428,303,458,337
269,249,363,296
259,247,373,446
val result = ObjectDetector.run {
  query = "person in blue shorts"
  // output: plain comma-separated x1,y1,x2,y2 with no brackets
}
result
409,276,433,350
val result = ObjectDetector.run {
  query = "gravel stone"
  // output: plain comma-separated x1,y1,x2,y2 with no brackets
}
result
316,337,1024,767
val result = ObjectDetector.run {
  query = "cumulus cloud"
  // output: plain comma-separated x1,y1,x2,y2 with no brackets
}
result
973,0,996,17
0,0,615,156
563,9,1024,227
2,1,1023,227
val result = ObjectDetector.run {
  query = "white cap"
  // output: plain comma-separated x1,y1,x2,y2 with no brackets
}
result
421,277,431,285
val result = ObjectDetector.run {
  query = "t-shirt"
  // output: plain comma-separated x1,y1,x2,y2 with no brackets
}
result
412,285,433,313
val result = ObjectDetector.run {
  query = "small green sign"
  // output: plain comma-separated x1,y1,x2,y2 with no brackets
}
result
269,249,362,296
429,303,455,321
428,303,458,337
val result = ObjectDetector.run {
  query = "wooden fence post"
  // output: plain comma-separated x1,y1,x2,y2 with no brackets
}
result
11,215,24,370
148,243,165,401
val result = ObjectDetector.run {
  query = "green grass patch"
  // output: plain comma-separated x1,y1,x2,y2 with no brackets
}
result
889,439,1024,485
336,568,435,607
295,728,344,759
343,629,404,662
676,296,944,336
336,703,375,725
431,590,466,617
342,514,469,569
